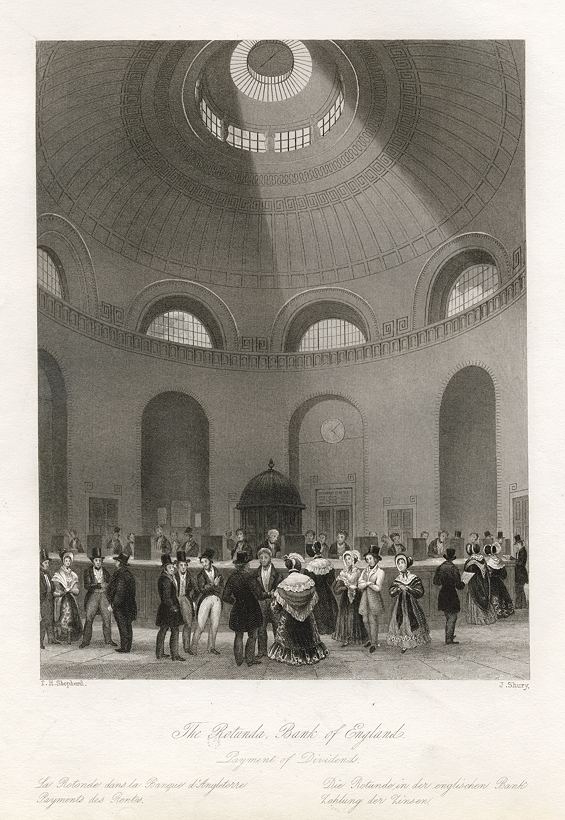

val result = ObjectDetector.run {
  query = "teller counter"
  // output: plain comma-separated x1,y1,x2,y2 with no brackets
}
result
48,554,517,628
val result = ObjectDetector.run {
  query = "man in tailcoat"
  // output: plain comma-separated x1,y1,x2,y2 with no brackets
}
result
433,547,465,645
156,554,185,661
222,550,263,668
191,549,223,655
106,552,137,653
174,550,196,655
79,546,117,648
249,546,281,658
40,548,60,648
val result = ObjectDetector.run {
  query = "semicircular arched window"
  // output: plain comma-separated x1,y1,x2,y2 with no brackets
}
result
146,310,213,348
37,247,65,298
446,263,499,317
298,318,366,351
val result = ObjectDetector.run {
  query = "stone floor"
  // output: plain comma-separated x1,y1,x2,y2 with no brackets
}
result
40,610,529,681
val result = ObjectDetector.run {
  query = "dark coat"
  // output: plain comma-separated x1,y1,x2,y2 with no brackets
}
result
515,547,528,585
183,537,200,557
433,559,465,613
255,539,281,559
106,566,137,621
194,566,223,614
40,568,53,604
82,565,112,610
249,564,282,600
174,569,196,601
222,568,262,633
328,541,350,559
156,571,184,628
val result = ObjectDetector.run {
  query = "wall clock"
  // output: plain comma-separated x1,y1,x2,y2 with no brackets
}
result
321,418,345,444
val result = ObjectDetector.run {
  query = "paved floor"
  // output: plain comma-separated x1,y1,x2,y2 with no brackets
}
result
40,610,529,680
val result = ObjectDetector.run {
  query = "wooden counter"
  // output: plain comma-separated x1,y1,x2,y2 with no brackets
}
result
48,554,517,628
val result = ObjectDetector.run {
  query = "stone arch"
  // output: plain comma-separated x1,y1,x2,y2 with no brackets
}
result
37,213,99,315
38,349,68,546
412,233,512,329
270,287,380,352
126,279,239,350
433,361,502,533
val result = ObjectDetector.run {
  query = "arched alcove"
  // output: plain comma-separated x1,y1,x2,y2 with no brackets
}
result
289,395,365,542
439,366,496,536
141,392,210,535
38,350,68,546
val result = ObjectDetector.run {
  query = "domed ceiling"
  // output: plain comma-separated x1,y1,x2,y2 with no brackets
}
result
37,40,522,290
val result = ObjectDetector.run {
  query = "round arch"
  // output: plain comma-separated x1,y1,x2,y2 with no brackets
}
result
270,287,380,352
126,279,239,350
38,349,68,546
412,233,511,329
37,213,99,315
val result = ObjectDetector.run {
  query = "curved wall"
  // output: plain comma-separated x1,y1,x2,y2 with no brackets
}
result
37,286,527,545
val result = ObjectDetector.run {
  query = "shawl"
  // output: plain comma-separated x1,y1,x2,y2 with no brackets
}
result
464,556,487,577
273,572,318,621
52,567,79,593
306,557,333,576
393,571,417,586
486,554,506,571
337,566,362,602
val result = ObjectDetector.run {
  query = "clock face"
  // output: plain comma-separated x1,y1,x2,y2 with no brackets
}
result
321,418,345,444
247,41,294,78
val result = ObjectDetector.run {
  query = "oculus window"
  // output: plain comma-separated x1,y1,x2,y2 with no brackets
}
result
299,319,365,351
446,264,499,317
37,248,65,298
146,311,213,348
230,40,312,102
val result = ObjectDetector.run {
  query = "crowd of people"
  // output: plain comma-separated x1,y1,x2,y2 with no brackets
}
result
40,529,527,669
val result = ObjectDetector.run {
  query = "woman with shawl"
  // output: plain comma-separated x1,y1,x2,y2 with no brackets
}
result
304,543,338,635
463,543,497,624
268,554,328,666
332,550,368,647
513,536,528,609
386,554,430,653
52,550,82,643
485,544,514,618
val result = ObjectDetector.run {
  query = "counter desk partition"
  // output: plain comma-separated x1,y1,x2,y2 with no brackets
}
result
47,553,517,628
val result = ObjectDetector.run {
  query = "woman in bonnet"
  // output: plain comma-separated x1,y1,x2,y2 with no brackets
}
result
52,549,82,643
386,554,430,653
304,542,338,635
463,542,497,625
332,550,368,647
268,554,328,666
484,544,514,618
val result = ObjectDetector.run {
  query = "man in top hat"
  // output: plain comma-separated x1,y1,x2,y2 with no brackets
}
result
183,527,200,558
156,554,185,661
254,527,280,559
106,552,137,653
40,548,60,648
79,546,117,648
329,529,350,559
175,550,196,654
433,547,465,645
191,549,223,655
250,545,282,658
105,526,123,555
222,550,263,668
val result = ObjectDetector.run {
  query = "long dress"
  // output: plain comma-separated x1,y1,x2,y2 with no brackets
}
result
268,571,328,665
386,572,431,650
514,546,528,609
304,557,338,635
487,558,515,618
332,566,368,645
52,567,82,642
463,556,497,625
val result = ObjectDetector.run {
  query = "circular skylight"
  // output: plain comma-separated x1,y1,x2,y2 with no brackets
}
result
230,40,312,102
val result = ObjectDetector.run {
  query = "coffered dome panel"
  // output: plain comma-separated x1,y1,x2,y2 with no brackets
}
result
37,40,522,289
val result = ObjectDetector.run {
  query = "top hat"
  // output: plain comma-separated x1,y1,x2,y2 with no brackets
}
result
484,531,492,537
161,554,174,567
443,548,457,561
364,545,382,561
176,550,188,564
89,546,103,561
514,534,523,543
233,550,251,565
497,531,504,539
40,548,50,563
200,548,215,561
113,552,130,565
454,531,462,539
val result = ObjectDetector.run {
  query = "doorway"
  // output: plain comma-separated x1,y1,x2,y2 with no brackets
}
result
512,494,529,545
386,508,414,546
315,487,353,542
